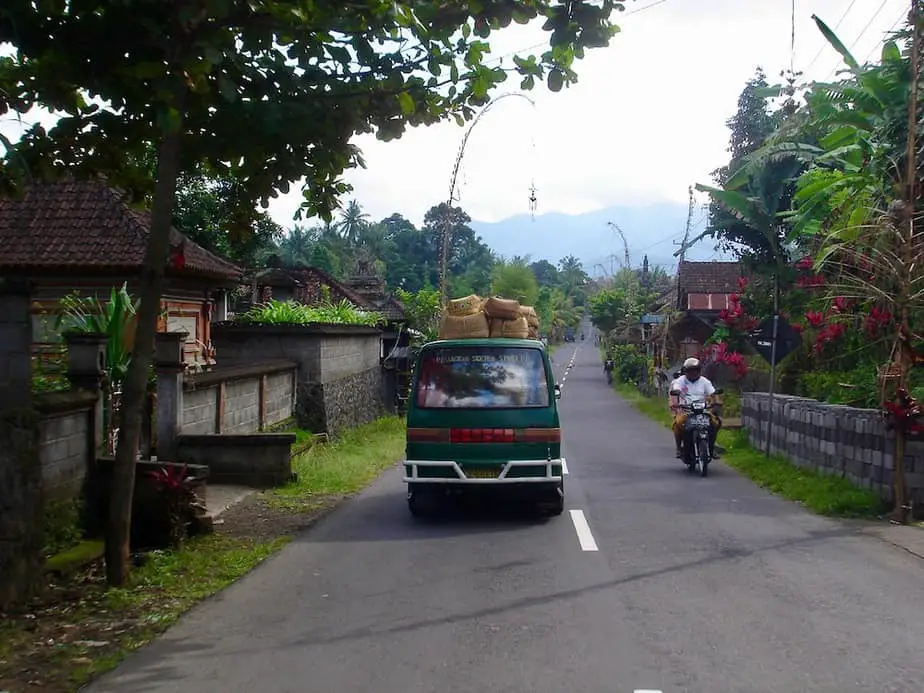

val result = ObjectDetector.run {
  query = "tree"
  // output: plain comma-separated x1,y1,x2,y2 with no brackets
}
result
491,258,539,306
698,69,803,264
395,287,441,341
530,259,559,287
273,225,318,266
558,254,588,303
338,200,370,245
172,171,283,267
0,0,623,585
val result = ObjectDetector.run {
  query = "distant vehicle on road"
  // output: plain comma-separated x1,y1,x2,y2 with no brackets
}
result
404,338,564,517
564,328,575,342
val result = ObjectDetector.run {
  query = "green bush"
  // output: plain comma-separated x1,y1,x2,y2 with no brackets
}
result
235,299,383,326
609,344,648,384
796,366,879,408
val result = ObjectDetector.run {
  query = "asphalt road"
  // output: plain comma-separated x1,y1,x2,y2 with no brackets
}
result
89,335,924,693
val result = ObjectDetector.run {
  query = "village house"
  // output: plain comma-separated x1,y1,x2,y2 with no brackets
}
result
0,179,242,365
666,260,747,365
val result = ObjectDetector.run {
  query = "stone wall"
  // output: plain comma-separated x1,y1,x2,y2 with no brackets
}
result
741,392,924,518
34,391,98,501
211,323,385,434
180,361,296,435
0,278,43,610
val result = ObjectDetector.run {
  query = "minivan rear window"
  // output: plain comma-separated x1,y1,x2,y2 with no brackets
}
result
415,346,549,409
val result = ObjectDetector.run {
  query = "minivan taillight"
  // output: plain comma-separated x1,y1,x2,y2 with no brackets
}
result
406,427,450,442
514,428,561,443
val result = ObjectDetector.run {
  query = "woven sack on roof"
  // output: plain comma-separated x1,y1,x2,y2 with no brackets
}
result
439,311,490,339
483,296,521,320
489,316,530,339
519,305,540,328
446,294,483,317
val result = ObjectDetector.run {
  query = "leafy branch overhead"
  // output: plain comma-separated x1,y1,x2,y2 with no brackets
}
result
0,0,624,225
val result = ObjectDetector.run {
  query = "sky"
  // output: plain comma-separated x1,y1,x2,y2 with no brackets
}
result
266,0,909,228
0,0,910,234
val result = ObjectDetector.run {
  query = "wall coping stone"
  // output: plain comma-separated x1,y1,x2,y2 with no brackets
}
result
183,359,297,390
177,433,297,447
212,321,382,337
34,389,98,416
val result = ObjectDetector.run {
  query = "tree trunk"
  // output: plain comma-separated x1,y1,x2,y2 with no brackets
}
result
105,116,186,586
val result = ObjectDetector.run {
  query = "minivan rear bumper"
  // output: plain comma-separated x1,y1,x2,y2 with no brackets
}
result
403,459,563,484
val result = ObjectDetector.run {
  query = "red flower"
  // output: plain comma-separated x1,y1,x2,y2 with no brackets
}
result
737,276,748,291
792,322,805,334
795,256,814,271
831,296,851,313
805,310,825,328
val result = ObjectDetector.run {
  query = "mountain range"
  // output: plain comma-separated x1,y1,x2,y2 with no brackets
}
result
470,202,731,276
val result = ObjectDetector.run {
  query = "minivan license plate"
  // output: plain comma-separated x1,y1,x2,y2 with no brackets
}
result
465,467,502,479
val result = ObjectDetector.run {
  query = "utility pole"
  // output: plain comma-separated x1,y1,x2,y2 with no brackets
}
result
674,186,695,308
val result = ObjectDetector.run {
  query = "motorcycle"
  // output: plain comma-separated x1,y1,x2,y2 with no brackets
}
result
604,359,614,385
670,388,722,477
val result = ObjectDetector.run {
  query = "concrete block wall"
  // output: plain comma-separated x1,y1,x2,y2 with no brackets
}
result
180,361,296,436
33,390,98,503
39,409,91,500
182,387,216,435
742,392,924,517
222,378,260,434
210,323,386,434
318,333,381,383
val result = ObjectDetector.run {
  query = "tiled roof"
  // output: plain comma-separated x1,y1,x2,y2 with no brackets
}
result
677,261,744,295
0,179,241,280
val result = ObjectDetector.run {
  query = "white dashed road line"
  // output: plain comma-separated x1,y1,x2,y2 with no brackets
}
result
635,690,664,693
569,509,599,552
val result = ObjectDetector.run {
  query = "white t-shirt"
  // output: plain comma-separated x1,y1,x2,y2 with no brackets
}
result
673,375,715,403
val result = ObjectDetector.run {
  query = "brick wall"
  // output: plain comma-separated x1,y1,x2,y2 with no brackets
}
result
741,392,924,518
36,395,95,501
180,360,296,435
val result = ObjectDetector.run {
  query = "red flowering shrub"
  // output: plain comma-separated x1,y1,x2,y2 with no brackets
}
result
805,310,825,328
700,342,748,381
864,305,893,335
883,388,924,434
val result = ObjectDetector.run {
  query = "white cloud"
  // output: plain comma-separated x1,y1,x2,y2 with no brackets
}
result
270,0,908,227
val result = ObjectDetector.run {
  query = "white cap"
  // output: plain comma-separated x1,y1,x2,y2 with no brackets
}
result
683,357,701,369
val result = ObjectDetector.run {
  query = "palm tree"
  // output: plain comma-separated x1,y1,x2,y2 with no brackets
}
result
338,199,369,245
276,225,318,266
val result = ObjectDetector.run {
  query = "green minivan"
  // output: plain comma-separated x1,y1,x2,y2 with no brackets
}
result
404,338,564,517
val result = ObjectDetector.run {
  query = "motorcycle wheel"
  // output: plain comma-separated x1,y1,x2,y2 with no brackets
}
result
697,435,710,477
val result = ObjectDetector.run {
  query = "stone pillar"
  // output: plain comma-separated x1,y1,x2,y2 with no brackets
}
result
64,332,107,456
155,332,186,462
0,277,43,610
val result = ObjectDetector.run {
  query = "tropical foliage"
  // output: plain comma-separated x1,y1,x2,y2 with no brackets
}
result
235,299,383,327
55,283,139,387
695,6,923,520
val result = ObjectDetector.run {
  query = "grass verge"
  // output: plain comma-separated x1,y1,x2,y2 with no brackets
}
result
614,383,885,518
0,534,287,692
1,415,407,693
270,415,406,511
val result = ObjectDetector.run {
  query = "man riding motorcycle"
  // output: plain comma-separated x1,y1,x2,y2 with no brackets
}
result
603,357,615,384
669,358,722,460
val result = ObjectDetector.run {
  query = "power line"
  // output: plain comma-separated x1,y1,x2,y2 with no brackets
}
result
824,0,891,79
804,0,859,73
863,8,907,63
847,0,891,52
